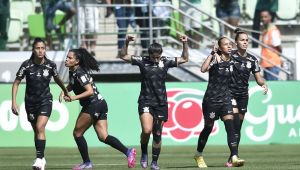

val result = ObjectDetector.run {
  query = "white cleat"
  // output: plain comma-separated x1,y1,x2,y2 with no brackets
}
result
32,158,45,170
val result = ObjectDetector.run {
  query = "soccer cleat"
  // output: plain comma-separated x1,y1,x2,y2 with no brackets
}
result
225,157,232,167
127,148,136,168
232,155,245,167
140,153,148,168
194,154,207,168
150,161,160,170
32,158,45,170
72,162,93,169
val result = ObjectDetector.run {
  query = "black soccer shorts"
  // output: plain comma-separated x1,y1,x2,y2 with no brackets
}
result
81,99,108,120
230,96,249,114
202,102,233,121
25,103,52,123
138,103,168,122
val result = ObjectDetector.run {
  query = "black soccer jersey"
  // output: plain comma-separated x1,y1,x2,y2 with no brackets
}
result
229,50,260,98
16,58,58,105
131,55,178,106
69,66,103,107
203,56,234,104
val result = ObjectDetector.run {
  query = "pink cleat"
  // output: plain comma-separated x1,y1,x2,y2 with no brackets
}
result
127,148,137,168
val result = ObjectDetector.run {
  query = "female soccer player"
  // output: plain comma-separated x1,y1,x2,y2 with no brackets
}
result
120,34,189,169
11,37,70,170
61,47,136,169
194,37,244,168
225,28,268,167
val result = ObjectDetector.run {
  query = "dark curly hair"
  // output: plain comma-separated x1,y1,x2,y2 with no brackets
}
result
69,47,100,72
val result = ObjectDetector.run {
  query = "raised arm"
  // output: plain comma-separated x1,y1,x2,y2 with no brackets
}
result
201,40,219,73
254,72,268,95
120,34,135,63
177,35,189,65
12,77,21,115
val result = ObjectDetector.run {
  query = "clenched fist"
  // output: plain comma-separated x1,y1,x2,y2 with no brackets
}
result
126,34,135,42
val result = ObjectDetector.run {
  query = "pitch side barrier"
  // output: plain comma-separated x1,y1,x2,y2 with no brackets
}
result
0,82,299,147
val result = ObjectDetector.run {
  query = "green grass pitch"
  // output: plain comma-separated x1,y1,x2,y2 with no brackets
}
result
1,145,300,170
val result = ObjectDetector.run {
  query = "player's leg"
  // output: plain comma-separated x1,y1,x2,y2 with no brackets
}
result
221,113,244,167
72,112,94,169
194,120,214,168
236,97,248,147
139,104,154,168
150,119,164,169
93,118,136,168
31,104,52,170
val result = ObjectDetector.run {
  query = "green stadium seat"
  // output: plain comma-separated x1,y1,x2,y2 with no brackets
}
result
201,0,214,21
277,0,299,20
244,0,257,19
10,0,36,23
27,14,66,39
8,9,23,43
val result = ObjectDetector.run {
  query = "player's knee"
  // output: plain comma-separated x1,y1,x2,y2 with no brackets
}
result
152,120,163,145
97,132,108,142
73,129,83,138
35,125,45,135
142,127,152,134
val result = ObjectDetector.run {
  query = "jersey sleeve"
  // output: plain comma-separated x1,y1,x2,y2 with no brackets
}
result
16,61,27,79
165,57,178,68
131,55,143,66
52,62,58,77
251,58,261,74
76,71,91,87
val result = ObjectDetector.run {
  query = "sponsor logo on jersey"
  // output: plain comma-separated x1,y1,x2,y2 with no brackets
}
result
158,115,164,118
43,69,49,77
133,56,142,61
230,65,233,72
166,57,175,61
45,64,52,69
37,72,41,77
209,112,215,119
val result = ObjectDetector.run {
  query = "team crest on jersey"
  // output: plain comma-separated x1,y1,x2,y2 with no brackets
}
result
158,61,164,68
143,107,149,113
43,69,49,76
29,114,35,120
231,99,237,106
230,65,233,72
209,112,215,119
246,61,252,68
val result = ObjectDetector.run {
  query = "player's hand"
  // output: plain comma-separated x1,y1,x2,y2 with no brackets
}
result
126,34,134,42
180,35,187,42
262,84,268,95
64,96,75,102
214,53,221,63
59,91,64,103
12,102,19,116
213,40,218,53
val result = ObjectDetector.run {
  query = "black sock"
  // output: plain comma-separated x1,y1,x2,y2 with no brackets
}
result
35,140,45,159
152,147,161,162
224,119,238,157
75,136,90,163
104,135,128,155
233,113,241,148
197,126,213,152
141,143,148,154
238,119,244,147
